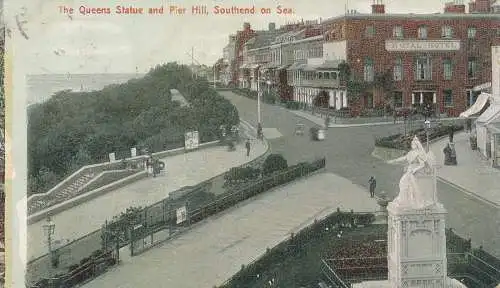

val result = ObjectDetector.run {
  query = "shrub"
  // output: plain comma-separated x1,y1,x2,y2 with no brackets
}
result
224,166,260,186
262,154,288,175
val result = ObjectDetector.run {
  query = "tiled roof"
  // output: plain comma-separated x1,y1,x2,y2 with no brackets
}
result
321,12,499,23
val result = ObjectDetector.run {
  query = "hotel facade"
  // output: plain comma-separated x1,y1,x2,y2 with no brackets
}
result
220,0,500,116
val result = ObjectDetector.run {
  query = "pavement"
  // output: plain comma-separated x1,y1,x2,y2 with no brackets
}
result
219,91,500,258
27,136,267,262
431,132,499,207
82,173,379,288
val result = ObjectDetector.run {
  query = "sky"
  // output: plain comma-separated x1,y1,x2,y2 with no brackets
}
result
6,0,452,74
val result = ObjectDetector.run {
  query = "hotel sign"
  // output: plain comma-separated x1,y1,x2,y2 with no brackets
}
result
385,40,460,52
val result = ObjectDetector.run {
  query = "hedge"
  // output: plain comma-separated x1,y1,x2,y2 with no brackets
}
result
375,124,464,151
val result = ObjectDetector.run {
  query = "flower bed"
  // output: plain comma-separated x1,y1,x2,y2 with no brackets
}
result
375,124,464,151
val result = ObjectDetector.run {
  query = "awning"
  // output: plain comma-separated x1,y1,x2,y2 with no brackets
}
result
248,64,260,69
477,104,500,124
316,60,342,70
472,82,492,92
239,64,249,69
303,64,319,72
459,93,490,118
287,63,307,70
277,64,291,70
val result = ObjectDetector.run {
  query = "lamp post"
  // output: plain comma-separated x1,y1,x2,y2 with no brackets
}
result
257,65,261,125
213,65,216,89
43,217,56,267
425,120,431,152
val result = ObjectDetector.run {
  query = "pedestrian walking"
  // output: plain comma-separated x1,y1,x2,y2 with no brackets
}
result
466,118,472,133
245,139,251,157
257,123,263,140
368,176,376,198
448,126,454,143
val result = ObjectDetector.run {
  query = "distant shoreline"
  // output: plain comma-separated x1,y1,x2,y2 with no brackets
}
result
26,73,146,106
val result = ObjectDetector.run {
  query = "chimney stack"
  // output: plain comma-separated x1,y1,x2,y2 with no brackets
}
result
268,22,276,31
243,22,251,31
371,0,385,13
445,1,466,13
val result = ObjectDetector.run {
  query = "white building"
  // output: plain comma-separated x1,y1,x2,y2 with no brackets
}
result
221,35,236,86
460,46,500,166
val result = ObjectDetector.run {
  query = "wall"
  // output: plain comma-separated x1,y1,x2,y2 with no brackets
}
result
323,41,347,61
493,46,500,97
341,16,500,115
28,171,148,224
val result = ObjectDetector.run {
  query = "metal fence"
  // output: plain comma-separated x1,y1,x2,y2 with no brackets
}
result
128,158,326,256
218,208,376,288
26,229,106,287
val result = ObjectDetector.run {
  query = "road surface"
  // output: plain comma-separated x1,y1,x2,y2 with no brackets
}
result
219,91,499,258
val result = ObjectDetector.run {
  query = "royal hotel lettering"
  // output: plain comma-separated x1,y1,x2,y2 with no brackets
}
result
386,40,461,52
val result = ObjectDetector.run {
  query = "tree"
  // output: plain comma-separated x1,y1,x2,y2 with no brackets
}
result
372,70,395,110
262,154,288,175
28,62,240,195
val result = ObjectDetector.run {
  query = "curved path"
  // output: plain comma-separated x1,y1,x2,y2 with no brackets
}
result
27,142,267,262
219,91,499,258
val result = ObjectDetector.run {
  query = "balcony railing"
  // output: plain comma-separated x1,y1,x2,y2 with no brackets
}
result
297,79,340,88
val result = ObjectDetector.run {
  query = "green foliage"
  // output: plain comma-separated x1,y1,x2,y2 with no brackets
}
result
284,100,301,110
224,166,261,186
375,124,464,151
346,80,369,102
28,63,239,195
262,154,288,175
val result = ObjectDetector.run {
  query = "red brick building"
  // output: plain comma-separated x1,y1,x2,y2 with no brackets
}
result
323,0,500,116
232,23,256,86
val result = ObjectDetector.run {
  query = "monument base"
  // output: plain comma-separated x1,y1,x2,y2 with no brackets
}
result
352,277,468,288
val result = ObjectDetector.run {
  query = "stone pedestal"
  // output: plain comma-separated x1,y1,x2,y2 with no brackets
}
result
387,201,447,288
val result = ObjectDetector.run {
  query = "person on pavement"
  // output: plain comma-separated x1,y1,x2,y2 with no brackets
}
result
368,176,376,198
245,139,251,157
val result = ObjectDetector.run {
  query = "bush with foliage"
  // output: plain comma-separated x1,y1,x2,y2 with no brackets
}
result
375,124,463,151
262,154,288,176
224,166,261,186
28,63,239,195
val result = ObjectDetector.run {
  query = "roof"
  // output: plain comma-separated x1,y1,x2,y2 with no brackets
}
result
316,60,343,70
476,104,500,124
459,93,490,118
246,31,281,49
321,12,499,24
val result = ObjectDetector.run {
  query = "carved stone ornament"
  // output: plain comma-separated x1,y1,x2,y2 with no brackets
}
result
387,136,437,210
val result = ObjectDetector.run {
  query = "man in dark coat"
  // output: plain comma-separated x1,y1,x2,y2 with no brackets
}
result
368,176,376,198
448,126,454,143
466,118,472,133
245,139,251,157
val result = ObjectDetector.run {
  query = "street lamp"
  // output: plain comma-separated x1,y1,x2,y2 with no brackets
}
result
257,65,261,125
42,217,56,267
425,120,431,152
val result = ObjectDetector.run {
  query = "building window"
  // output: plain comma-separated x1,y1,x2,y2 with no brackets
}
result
443,58,452,80
415,56,432,81
393,58,403,81
393,26,403,38
332,72,338,80
443,89,453,107
466,90,480,107
393,91,403,108
364,58,374,82
468,57,478,78
467,27,476,39
418,25,427,39
441,26,453,38
366,93,374,108
365,26,375,37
